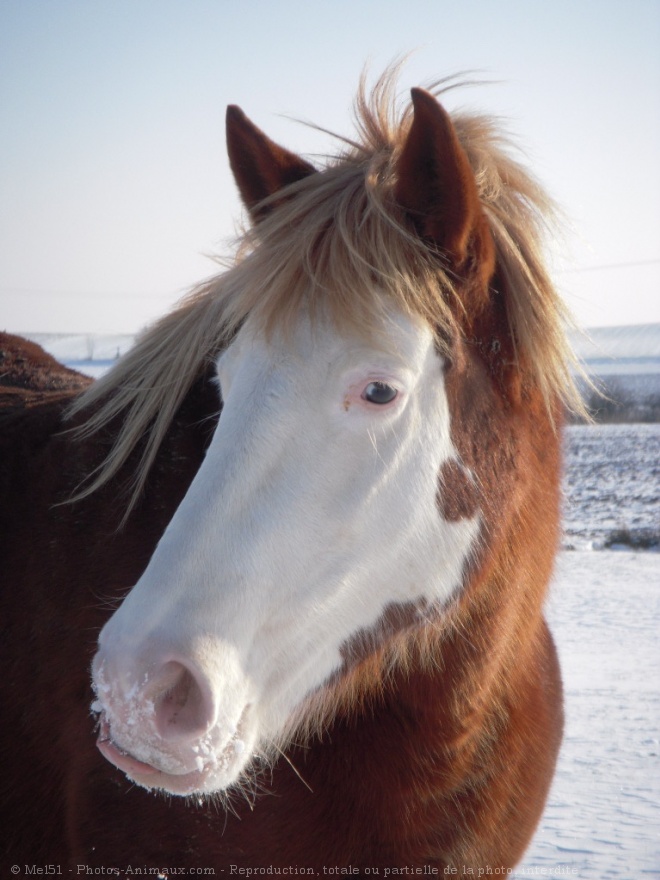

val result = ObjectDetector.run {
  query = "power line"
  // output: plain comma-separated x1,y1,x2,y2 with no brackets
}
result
560,258,660,274
1,258,659,300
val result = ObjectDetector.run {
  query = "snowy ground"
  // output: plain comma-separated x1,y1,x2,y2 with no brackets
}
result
562,424,659,551
516,550,660,878
517,424,659,877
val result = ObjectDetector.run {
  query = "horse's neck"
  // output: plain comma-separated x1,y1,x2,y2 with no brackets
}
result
377,450,560,745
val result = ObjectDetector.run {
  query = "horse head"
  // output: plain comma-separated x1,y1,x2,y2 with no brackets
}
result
90,84,565,800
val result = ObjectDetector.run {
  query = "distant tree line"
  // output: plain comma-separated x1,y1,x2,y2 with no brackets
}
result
568,377,660,424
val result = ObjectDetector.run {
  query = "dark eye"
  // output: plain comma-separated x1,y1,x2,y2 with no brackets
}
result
362,381,398,405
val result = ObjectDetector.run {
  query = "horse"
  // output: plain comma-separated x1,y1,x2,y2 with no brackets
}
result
0,70,581,873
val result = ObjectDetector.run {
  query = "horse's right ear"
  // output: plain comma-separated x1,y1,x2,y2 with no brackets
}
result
226,105,316,221
394,88,484,269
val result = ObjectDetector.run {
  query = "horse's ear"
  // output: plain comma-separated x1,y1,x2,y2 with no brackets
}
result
226,105,316,221
395,88,481,267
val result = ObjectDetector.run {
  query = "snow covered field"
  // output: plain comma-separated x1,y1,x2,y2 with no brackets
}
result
517,424,659,877
563,424,659,551
517,550,660,878
16,333,660,875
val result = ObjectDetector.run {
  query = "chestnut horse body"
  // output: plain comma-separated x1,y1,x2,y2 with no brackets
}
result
0,74,574,871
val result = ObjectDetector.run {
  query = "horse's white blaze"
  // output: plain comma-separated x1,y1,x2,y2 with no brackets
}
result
92,304,480,795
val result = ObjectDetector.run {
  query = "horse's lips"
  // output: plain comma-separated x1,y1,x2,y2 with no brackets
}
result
96,715,196,791
96,714,164,778
97,727,158,778
95,713,246,795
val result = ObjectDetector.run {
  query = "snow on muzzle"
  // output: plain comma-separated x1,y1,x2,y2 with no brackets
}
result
91,648,256,795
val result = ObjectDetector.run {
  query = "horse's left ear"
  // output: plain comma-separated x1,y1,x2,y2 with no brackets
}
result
226,105,317,221
395,88,484,268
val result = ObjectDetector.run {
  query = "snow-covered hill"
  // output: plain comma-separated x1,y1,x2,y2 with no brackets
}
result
22,331,135,379
570,322,660,374
21,325,660,409
567,324,660,421
23,322,660,374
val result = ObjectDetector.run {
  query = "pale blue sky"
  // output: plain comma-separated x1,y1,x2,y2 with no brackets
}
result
1,0,659,333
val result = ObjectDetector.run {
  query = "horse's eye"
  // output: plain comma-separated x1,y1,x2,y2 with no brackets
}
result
362,381,398,405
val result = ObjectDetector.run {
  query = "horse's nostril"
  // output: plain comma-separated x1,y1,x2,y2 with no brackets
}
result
152,660,214,741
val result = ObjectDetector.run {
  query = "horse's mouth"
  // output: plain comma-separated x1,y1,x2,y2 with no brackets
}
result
95,713,250,796
96,715,207,794
97,722,158,776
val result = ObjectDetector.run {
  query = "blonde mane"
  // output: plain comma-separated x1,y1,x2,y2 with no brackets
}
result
67,68,583,511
